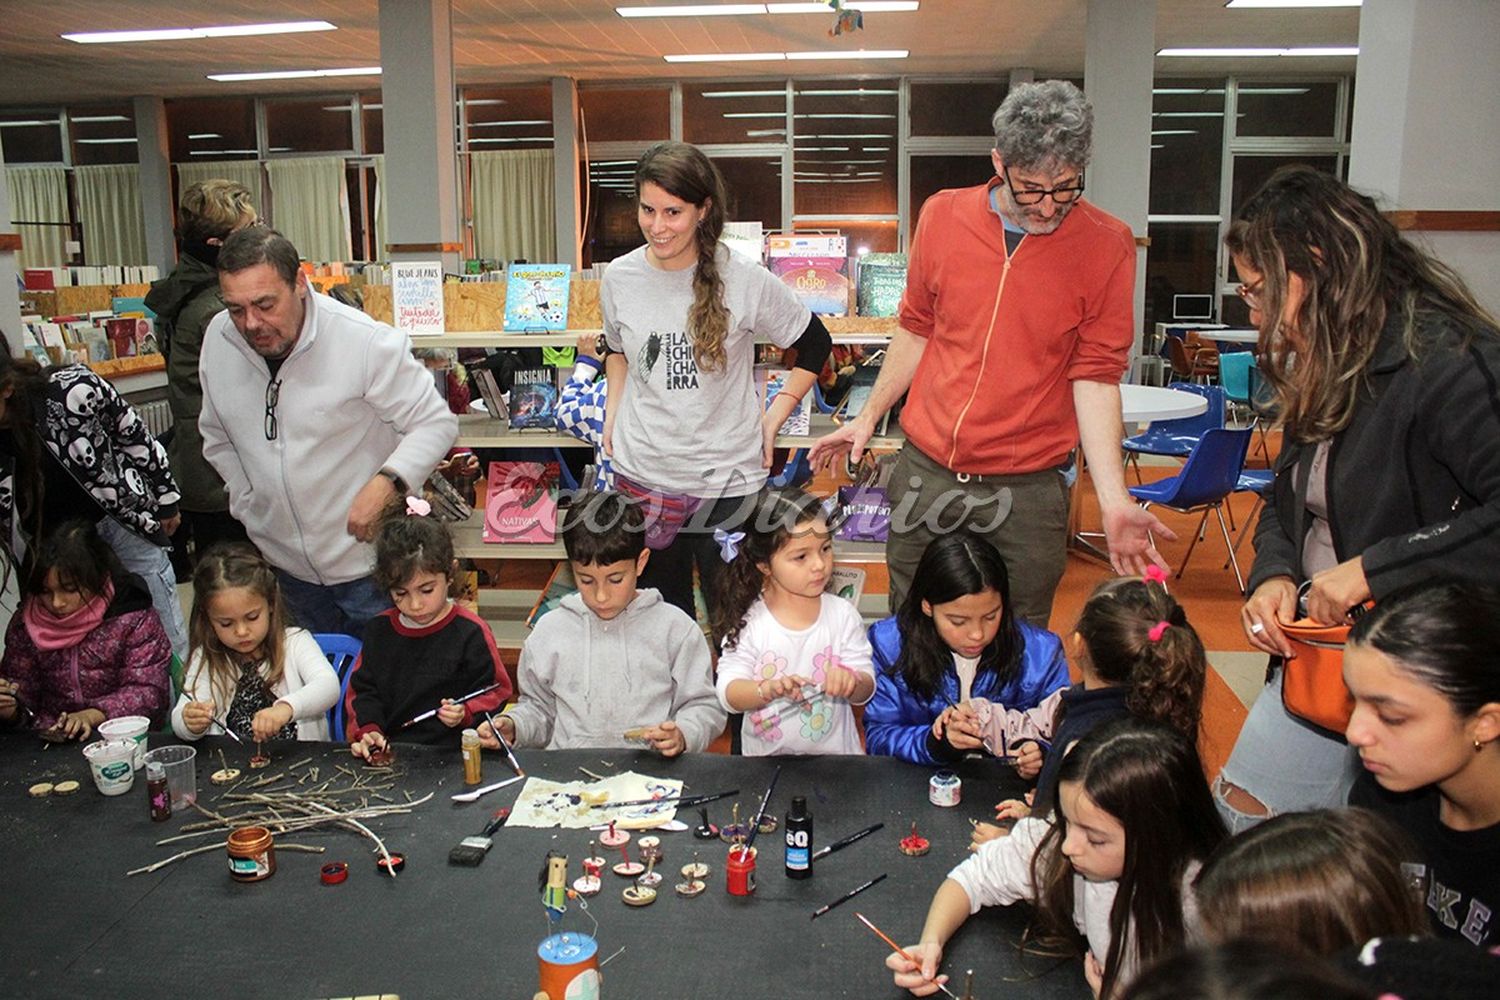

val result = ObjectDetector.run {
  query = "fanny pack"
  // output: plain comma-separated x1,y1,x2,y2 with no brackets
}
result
615,475,703,551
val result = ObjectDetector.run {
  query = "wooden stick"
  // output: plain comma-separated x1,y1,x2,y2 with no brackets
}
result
126,842,325,876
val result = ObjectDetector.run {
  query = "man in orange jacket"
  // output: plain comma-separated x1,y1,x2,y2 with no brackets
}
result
812,80,1170,624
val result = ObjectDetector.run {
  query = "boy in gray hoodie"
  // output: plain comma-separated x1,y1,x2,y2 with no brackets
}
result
479,490,725,754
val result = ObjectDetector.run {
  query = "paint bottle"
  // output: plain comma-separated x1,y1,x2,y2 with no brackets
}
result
726,845,757,896
146,760,171,822
461,727,482,785
784,795,812,879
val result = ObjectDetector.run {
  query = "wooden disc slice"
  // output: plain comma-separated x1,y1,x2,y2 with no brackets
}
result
52,780,80,795
635,870,663,889
28,782,54,798
612,861,645,878
572,875,602,897
899,836,931,857
366,746,395,767
210,768,242,785
675,879,707,898
248,754,271,769
680,861,709,879
621,885,657,907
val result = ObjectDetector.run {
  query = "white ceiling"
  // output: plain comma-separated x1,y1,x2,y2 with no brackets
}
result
0,0,1360,108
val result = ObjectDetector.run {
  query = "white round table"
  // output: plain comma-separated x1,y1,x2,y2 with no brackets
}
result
1206,327,1260,345
1120,383,1210,424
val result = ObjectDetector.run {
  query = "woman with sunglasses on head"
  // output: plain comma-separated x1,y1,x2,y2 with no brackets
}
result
1213,165,1500,832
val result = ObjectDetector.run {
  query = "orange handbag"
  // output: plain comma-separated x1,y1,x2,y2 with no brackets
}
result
1279,618,1357,734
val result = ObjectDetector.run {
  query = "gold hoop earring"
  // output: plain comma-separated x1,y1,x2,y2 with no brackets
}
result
1476,737,1486,753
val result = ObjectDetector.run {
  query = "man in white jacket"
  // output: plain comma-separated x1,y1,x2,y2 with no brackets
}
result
199,227,458,636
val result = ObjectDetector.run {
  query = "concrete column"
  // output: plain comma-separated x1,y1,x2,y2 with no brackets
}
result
1349,0,1500,317
378,0,461,271
1084,0,1155,365
134,96,176,275
552,77,581,269
0,140,21,349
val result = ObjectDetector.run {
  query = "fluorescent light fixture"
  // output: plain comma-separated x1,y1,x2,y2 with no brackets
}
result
806,133,894,139
795,146,851,152
468,120,552,127
189,149,259,156
797,177,881,183
1157,46,1357,56
1153,111,1227,118
864,146,891,151
188,133,222,139
723,112,788,118
64,20,335,44
1225,1,1360,8
268,146,292,152
797,88,899,96
209,66,382,82
464,99,509,107
1151,130,1196,136
795,113,895,119
591,160,638,166
786,49,908,59
700,89,787,98
618,2,917,15
665,52,785,63
0,119,61,128
768,1,918,10
75,137,138,144
1151,144,1165,149
70,114,130,123
744,129,788,136
618,4,766,16
467,137,555,144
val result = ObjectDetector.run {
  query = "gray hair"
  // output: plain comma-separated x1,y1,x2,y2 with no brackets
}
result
217,225,301,286
992,80,1094,173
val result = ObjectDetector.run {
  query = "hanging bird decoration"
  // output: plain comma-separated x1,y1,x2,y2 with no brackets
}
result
827,0,864,37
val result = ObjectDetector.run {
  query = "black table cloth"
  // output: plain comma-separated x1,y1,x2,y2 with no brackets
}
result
1,735,1086,999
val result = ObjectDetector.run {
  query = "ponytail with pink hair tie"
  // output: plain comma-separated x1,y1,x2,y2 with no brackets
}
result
1144,564,1169,585
1148,620,1171,642
405,496,432,517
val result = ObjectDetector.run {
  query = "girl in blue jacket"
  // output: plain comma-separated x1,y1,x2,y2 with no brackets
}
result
864,534,1068,765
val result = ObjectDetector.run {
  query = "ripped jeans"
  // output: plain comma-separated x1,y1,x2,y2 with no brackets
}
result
1214,667,1362,834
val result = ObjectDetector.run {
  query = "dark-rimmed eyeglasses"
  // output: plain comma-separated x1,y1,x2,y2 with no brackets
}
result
264,378,281,441
1236,279,1265,311
1003,165,1085,206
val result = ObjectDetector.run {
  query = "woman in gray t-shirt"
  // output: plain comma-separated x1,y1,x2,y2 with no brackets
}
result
600,141,832,622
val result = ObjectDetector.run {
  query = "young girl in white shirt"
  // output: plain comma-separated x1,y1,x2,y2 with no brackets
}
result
172,544,340,742
887,718,1226,999
714,488,875,755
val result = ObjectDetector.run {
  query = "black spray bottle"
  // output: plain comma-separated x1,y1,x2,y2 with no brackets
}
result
785,794,812,879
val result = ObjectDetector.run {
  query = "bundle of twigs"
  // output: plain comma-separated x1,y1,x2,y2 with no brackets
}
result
127,756,432,878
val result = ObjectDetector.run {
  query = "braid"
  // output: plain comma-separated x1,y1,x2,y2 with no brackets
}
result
688,227,730,373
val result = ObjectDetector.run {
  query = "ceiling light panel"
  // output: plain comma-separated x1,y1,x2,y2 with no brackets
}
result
64,21,335,44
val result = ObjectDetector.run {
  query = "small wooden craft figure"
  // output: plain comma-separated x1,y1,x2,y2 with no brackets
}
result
573,841,605,896
611,843,644,878
637,835,663,865
635,854,662,889
675,876,706,898
898,821,931,857
693,807,719,840
680,854,709,881
621,726,654,748
719,803,750,844
541,851,569,923
599,820,630,848
248,741,270,769
621,885,656,906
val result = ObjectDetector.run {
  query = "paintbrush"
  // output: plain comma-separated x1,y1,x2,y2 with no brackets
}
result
854,912,960,999
812,873,887,920
940,694,1003,759
589,789,739,810
210,713,243,743
811,822,884,862
483,710,524,776
448,807,510,866
738,764,782,858
395,681,506,730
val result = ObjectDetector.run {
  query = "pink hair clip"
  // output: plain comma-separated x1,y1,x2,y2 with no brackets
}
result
405,496,432,517
1148,620,1170,643
1144,565,1169,584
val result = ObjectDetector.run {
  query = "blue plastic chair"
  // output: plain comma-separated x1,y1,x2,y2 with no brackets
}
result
768,448,813,488
1227,467,1274,564
1121,383,1226,483
314,632,363,740
1128,427,1254,592
1219,351,1254,409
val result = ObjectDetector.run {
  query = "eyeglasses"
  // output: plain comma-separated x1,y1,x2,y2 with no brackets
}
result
1003,165,1085,206
1236,279,1265,311
264,378,281,441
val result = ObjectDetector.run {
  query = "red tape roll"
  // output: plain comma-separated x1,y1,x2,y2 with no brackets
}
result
320,862,349,885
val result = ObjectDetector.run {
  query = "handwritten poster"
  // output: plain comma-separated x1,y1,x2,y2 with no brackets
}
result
391,261,445,336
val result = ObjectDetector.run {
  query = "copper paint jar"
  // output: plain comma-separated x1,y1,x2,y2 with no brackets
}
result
227,825,276,882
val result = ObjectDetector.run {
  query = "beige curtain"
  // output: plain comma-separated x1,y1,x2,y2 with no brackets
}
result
75,164,147,265
174,160,265,215
265,156,351,262
5,165,69,270
470,149,556,263
371,154,388,261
